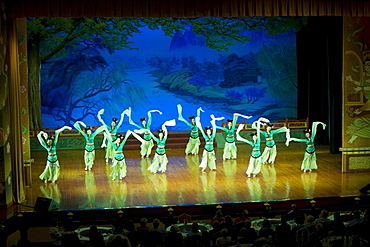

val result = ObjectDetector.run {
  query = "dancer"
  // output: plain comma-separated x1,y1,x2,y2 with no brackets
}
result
133,119,176,173
97,108,127,164
255,120,290,165
196,114,224,172
177,104,204,155
37,126,72,183
105,131,132,180
288,121,326,173
128,107,162,158
74,121,106,171
236,118,266,177
215,113,252,160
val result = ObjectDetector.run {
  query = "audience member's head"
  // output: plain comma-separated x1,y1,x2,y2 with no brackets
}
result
352,210,361,219
295,216,305,225
153,218,161,228
319,210,329,218
280,214,288,224
124,219,136,232
170,224,180,233
243,209,249,217
221,228,229,238
262,219,272,229
191,222,199,232
223,215,233,226
139,218,148,227
306,215,315,223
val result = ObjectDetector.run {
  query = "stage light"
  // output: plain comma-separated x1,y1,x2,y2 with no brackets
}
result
67,212,73,221
264,202,271,210
263,202,272,218
354,197,361,210
310,199,316,208
117,210,124,218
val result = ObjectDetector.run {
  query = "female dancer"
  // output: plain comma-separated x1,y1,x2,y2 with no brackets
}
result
128,107,162,158
255,120,290,165
74,121,106,171
289,121,326,172
133,120,176,173
97,109,127,164
236,118,265,177
105,131,132,180
37,126,72,183
215,113,252,160
196,114,224,172
177,104,204,155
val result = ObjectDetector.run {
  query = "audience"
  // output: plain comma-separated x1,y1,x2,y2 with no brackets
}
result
164,224,184,247
215,228,233,246
7,206,370,247
274,215,291,247
88,225,105,247
149,218,166,246
234,210,250,224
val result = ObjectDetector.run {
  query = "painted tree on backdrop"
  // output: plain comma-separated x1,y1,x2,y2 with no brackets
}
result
40,39,148,126
27,17,306,128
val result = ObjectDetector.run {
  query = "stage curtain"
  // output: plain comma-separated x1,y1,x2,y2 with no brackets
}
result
7,18,25,204
7,0,370,18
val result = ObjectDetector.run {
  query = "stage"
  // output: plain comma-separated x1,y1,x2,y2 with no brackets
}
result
20,142,370,213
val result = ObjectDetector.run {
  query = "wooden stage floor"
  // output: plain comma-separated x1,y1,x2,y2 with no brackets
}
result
23,143,370,211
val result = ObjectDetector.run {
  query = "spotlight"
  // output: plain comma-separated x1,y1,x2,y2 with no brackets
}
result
67,212,73,221
117,210,124,218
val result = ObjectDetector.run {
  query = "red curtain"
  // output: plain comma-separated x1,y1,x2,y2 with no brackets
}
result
7,0,370,18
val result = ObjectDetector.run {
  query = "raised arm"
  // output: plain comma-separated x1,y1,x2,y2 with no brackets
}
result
91,125,106,138
161,119,176,140
121,130,132,146
116,108,129,129
132,129,146,144
147,109,162,128
255,121,262,143
233,113,253,129
177,104,190,125
37,131,49,150
196,107,204,118
251,117,270,129
195,117,206,139
73,121,87,138
97,109,107,126
128,107,142,129
104,128,115,146
210,115,224,137
235,124,253,145
311,121,326,141
54,126,72,144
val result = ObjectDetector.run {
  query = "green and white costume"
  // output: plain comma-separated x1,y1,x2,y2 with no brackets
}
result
196,115,223,171
148,133,168,173
216,113,252,160
177,105,204,155
106,131,132,180
289,122,326,172
255,123,289,165
236,120,264,177
134,120,175,173
74,122,105,170
38,126,71,183
97,109,126,163
129,109,161,158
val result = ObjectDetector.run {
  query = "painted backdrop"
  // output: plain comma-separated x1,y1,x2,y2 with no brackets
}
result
30,17,305,131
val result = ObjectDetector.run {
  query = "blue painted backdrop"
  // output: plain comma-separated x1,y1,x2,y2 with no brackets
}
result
40,18,298,131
